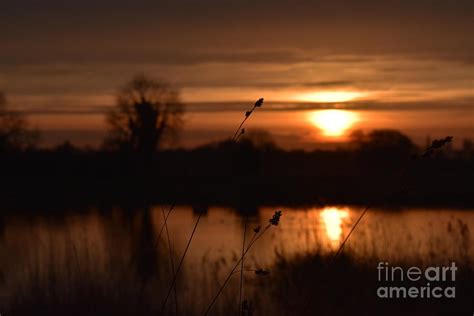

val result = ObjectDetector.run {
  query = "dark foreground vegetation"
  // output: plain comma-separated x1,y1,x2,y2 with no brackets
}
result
272,254,474,315
4,246,474,316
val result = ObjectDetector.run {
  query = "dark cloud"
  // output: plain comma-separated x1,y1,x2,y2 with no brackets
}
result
1,0,473,66
1,0,473,114
0,47,376,67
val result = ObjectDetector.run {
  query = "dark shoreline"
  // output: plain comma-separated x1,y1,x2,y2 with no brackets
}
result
1,140,473,212
2,174,473,213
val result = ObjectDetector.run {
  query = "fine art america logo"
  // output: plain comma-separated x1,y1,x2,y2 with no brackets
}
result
376,262,457,299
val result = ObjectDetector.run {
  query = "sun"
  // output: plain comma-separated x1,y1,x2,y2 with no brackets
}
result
309,109,358,137
296,91,363,103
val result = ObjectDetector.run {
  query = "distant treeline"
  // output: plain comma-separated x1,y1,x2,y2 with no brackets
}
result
1,130,473,210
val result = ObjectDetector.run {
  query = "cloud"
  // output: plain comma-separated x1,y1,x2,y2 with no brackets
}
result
1,1,473,66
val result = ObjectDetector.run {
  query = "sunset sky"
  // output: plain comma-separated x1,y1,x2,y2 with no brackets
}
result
1,0,473,148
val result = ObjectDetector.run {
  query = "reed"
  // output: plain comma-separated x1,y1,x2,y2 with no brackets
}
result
160,98,266,314
238,215,248,316
232,98,264,141
162,207,178,315
160,214,201,315
204,210,282,316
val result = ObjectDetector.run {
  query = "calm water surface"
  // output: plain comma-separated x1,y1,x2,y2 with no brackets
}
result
1,205,473,310
2,205,473,274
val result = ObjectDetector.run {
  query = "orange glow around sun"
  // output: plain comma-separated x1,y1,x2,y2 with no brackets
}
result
309,110,358,137
295,91,363,103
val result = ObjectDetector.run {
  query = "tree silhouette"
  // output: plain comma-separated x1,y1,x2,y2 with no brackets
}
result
0,91,39,152
104,74,185,160
351,129,416,155
350,129,417,172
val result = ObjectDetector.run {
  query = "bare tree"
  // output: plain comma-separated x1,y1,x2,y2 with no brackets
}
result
0,91,39,152
104,74,185,158
350,129,416,155
350,129,417,170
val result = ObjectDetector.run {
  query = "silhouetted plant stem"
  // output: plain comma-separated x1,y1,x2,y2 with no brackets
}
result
162,207,178,316
235,129,245,142
160,98,264,315
333,137,454,258
152,204,175,252
204,223,274,316
128,204,175,268
238,216,248,316
160,214,201,316
233,115,251,141
303,136,455,313
232,98,264,141
334,204,371,258
245,231,258,248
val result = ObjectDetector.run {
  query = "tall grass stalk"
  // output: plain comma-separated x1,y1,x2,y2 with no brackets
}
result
162,207,178,315
152,204,176,254
204,210,281,316
161,98,265,315
127,204,175,269
160,214,201,315
334,205,371,258
232,98,264,141
238,216,248,315
204,228,266,316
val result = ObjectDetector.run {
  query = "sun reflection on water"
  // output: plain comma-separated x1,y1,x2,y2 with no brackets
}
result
320,207,350,247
